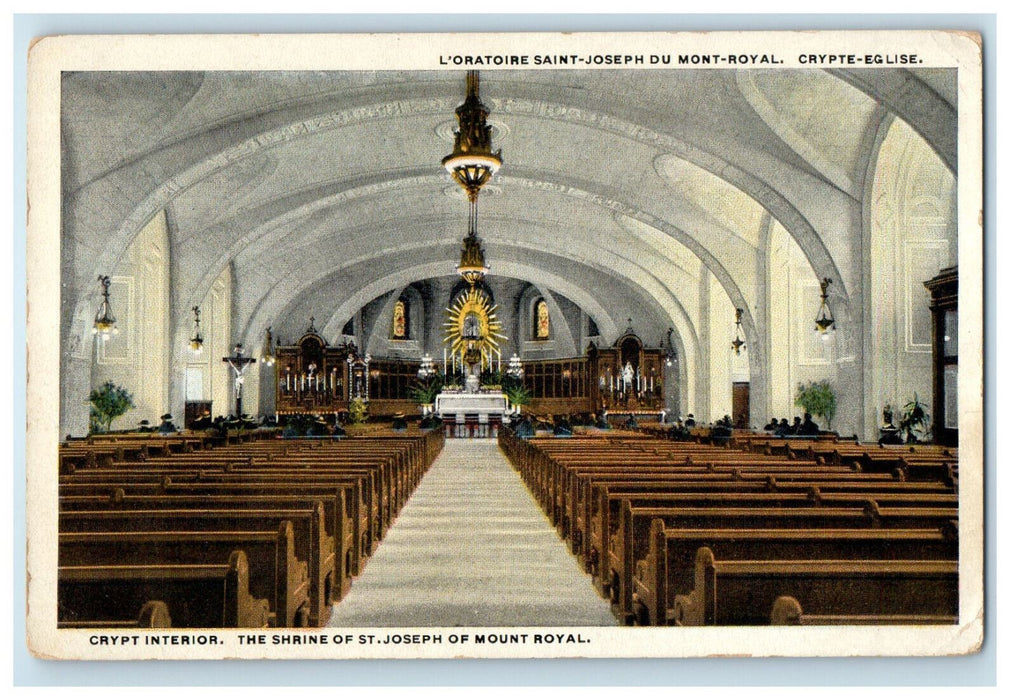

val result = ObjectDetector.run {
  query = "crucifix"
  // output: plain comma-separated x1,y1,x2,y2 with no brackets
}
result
223,343,256,418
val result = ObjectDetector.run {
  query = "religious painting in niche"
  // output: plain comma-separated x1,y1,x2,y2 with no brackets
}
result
392,299,407,339
534,298,550,340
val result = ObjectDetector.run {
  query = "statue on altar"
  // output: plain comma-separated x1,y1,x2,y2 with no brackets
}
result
622,362,635,392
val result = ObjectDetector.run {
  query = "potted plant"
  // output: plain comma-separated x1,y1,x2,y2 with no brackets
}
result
88,381,134,434
793,380,837,430
346,397,368,434
898,394,930,444
408,375,443,414
504,384,532,415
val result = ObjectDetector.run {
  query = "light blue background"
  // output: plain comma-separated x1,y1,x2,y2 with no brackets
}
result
12,12,996,687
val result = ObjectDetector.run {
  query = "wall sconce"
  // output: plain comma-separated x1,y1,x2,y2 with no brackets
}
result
189,306,204,356
92,275,118,340
731,308,746,355
815,277,836,338
261,327,275,366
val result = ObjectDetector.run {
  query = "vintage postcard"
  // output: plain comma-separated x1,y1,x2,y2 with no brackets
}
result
25,30,984,660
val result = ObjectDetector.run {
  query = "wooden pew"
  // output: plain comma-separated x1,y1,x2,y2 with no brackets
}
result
59,550,272,628
582,482,956,583
62,467,381,556
60,521,311,628
60,490,353,604
58,600,173,629
769,595,958,626
609,501,958,622
59,505,334,626
572,469,910,575
60,478,368,581
633,519,958,625
674,546,957,626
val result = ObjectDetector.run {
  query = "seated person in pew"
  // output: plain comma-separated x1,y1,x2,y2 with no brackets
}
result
596,409,611,430
774,418,791,436
391,413,408,431
333,415,347,438
191,412,213,430
799,413,820,436
554,415,573,437
514,415,535,438
625,413,639,430
157,413,178,435
763,418,779,432
711,416,733,439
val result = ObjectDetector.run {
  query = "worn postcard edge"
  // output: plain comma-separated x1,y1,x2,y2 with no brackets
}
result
24,30,985,661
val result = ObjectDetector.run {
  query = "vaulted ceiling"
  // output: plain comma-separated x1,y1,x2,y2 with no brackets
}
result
61,68,956,355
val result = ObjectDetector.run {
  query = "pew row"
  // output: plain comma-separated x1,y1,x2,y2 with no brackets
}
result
59,550,272,628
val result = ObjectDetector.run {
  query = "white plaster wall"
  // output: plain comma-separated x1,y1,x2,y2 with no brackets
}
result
91,211,170,429
766,222,836,424
869,118,957,432
708,274,732,422
184,265,233,419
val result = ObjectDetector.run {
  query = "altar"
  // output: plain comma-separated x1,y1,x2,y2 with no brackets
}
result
434,391,510,438
434,391,509,418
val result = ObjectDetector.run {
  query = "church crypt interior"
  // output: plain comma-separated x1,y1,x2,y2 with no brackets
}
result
51,65,967,632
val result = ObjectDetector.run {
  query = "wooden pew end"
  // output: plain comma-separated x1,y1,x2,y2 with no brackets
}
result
770,596,804,625
137,600,173,628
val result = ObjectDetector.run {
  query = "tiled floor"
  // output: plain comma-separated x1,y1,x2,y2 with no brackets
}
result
328,439,618,627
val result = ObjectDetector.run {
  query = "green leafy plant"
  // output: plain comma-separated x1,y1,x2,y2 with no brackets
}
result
898,394,930,444
88,381,134,434
407,374,444,405
504,384,532,409
794,380,837,430
348,397,368,425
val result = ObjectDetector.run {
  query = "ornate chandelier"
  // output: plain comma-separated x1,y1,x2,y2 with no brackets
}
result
443,71,501,287
731,308,746,355
261,327,275,366
189,305,204,355
815,277,836,337
92,275,118,341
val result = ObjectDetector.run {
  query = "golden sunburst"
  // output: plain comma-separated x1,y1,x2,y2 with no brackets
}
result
444,287,507,368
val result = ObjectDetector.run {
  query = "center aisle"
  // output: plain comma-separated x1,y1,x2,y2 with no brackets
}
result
328,438,618,627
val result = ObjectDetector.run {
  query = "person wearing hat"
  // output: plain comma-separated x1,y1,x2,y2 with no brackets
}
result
157,413,178,434
684,413,696,428
392,412,408,431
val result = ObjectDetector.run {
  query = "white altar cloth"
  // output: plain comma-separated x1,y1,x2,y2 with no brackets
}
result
434,392,509,417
